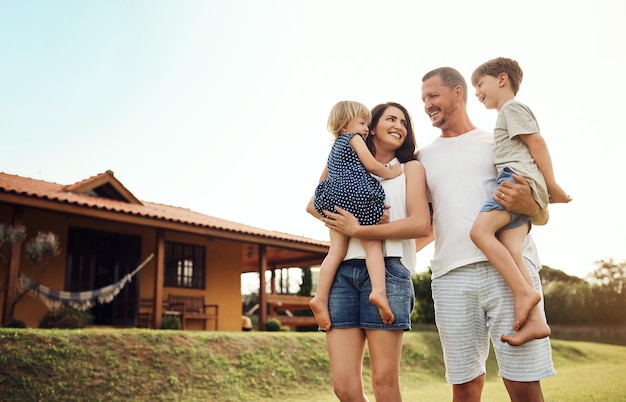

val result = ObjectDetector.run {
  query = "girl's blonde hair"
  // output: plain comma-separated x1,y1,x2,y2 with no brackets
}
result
326,100,371,138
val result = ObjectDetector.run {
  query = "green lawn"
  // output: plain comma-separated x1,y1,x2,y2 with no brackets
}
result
1,329,625,401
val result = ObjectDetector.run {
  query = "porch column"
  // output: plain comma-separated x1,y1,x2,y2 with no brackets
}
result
1,209,23,325
153,229,165,329
256,244,267,331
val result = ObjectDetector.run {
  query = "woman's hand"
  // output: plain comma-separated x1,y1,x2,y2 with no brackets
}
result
320,206,361,237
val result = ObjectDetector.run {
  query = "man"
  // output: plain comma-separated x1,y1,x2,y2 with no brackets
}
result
417,67,555,401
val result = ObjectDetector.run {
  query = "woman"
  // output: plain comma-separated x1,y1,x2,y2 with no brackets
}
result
307,102,431,401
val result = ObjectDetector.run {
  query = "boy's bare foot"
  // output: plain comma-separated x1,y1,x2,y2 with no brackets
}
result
502,309,551,346
548,185,572,203
309,296,331,331
513,289,542,331
369,291,394,325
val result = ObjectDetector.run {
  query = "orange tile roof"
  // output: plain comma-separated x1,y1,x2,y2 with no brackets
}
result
0,171,328,247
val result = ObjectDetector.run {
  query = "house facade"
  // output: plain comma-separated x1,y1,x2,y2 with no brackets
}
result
0,171,328,331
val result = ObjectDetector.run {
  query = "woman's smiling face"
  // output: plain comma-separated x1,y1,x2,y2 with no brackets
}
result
370,106,407,150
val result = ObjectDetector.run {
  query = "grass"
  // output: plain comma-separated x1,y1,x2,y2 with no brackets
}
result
1,327,625,401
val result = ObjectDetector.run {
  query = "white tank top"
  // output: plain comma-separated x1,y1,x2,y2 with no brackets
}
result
344,158,417,274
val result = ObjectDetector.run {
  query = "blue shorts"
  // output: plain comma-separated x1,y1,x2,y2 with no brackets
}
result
327,257,414,330
480,167,531,232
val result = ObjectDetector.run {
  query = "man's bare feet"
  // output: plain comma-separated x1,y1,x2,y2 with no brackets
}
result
309,296,331,331
513,289,542,331
369,291,394,324
502,308,551,346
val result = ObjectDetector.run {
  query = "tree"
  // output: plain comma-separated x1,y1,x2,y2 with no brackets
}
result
539,265,585,286
588,258,626,324
298,267,313,297
542,261,626,325
0,223,26,295
412,270,435,324
0,224,60,324
589,258,626,295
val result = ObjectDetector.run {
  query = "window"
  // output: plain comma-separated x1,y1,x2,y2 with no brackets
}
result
164,242,206,289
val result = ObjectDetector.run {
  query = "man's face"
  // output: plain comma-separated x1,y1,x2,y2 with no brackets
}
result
421,75,458,129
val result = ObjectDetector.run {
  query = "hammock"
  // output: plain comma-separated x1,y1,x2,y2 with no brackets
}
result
17,253,154,311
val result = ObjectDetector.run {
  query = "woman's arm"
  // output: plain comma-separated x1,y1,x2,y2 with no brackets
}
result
306,167,328,219
415,229,434,253
322,160,431,240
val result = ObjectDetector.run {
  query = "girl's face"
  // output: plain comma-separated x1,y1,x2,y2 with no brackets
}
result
370,106,407,150
342,115,370,138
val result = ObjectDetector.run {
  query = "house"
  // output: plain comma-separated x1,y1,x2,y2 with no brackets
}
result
0,171,328,330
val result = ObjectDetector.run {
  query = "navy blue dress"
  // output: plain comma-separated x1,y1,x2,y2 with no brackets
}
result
314,133,385,226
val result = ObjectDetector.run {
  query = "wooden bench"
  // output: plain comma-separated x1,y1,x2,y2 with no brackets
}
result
165,294,219,330
266,294,316,327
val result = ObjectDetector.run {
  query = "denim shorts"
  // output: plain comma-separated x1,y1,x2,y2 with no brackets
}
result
480,166,531,232
327,257,414,330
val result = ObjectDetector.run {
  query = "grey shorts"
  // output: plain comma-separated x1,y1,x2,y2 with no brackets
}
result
431,260,556,384
328,257,414,330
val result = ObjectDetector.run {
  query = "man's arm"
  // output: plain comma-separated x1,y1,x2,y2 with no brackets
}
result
496,174,549,225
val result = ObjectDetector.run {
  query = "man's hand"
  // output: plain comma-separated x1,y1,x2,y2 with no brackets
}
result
495,174,549,225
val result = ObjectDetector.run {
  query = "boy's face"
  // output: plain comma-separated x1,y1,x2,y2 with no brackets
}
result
473,74,501,110
342,116,370,138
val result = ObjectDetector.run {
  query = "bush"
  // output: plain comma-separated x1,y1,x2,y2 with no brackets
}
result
39,306,92,329
264,318,282,331
2,318,26,328
161,315,181,330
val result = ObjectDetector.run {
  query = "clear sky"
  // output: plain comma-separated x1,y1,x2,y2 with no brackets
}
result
1,0,624,281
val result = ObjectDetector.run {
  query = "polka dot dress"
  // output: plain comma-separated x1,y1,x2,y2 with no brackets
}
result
314,133,386,226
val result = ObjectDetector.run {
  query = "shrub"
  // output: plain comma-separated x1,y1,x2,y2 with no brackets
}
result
2,318,26,328
161,315,181,330
39,306,92,329
264,318,282,331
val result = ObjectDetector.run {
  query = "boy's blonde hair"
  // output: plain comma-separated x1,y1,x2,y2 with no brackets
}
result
471,57,524,95
327,101,371,138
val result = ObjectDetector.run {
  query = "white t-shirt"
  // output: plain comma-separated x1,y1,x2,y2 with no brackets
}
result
344,158,417,275
417,129,541,279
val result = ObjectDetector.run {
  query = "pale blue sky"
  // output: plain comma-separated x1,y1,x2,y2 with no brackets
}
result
2,0,625,281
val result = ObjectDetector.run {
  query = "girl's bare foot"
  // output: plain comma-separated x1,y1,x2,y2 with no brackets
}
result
502,308,551,346
369,291,394,325
513,289,541,331
309,296,331,331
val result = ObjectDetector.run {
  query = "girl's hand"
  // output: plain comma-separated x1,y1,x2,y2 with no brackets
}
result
378,205,390,224
388,163,402,178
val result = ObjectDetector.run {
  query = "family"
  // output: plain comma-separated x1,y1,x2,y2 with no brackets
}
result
306,58,571,402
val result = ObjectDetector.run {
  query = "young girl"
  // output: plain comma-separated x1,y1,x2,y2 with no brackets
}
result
309,100,402,331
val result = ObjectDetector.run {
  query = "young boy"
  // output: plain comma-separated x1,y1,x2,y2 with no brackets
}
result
470,57,571,346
